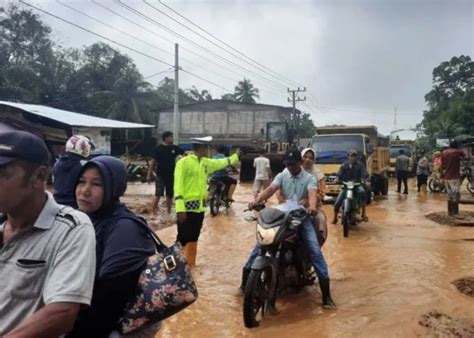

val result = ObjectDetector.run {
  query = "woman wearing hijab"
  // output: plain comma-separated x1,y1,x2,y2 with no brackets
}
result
301,148,328,245
68,156,157,338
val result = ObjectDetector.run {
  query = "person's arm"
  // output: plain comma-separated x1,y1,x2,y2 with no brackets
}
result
174,158,187,222
254,184,279,205
336,164,345,182
318,179,327,202
5,303,80,338
8,214,96,337
307,176,318,215
266,161,272,179
206,153,240,174
146,158,157,183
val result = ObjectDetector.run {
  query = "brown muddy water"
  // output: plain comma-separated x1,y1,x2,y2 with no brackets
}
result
124,180,474,337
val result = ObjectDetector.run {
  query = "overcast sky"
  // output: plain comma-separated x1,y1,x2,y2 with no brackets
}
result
7,0,474,135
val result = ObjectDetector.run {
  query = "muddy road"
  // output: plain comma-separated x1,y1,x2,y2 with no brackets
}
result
124,180,474,337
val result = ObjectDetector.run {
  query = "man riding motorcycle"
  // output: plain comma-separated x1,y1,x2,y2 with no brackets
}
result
212,145,238,202
332,150,369,224
242,148,336,308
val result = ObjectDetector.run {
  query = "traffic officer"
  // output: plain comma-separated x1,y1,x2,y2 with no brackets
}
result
174,137,240,268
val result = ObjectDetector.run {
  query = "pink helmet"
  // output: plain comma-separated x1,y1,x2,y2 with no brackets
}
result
65,135,93,158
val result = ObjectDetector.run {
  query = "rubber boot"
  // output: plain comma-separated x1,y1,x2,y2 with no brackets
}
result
319,277,336,308
448,201,453,216
227,184,236,203
239,268,251,293
452,202,459,216
184,242,198,269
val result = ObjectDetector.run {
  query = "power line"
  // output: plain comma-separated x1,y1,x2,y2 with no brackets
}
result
147,0,300,89
116,0,291,93
90,0,288,97
20,0,236,95
19,0,174,68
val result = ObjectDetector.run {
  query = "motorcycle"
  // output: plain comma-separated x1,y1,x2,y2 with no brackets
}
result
428,172,445,193
340,181,362,238
460,160,474,194
242,202,325,328
207,177,231,216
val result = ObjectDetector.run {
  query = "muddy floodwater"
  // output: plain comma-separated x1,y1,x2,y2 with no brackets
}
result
125,180,474,337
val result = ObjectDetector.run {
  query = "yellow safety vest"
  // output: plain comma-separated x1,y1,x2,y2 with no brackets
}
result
174,153,239,213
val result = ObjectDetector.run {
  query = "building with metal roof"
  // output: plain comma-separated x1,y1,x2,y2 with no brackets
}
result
0,101,154,156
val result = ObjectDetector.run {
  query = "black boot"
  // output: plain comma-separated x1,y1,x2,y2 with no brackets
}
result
448,201,453,216
452,202,459,216
239,268,251,293
319,277,336,308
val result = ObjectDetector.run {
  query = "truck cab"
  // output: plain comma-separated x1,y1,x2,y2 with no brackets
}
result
310,126,389,198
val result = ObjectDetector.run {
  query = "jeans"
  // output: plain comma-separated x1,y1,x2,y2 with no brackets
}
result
244,217,329,279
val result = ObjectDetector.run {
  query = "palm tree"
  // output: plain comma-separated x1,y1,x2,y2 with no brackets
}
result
92,71,157,123
234,78,259,103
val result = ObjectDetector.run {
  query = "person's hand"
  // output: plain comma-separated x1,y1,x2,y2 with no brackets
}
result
177,212,187,223
299,198,309,207
236,148,243,159
308,206,318,216
248,201,256,210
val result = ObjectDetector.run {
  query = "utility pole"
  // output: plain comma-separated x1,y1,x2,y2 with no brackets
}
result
173,43,180,144
287,87,306,143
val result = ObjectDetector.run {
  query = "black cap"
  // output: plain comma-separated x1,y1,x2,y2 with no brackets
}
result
0,131,50,166
283,148,302,165
348,149,358,156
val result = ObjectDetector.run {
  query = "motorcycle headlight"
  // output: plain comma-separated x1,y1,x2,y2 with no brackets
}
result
256,223,278,245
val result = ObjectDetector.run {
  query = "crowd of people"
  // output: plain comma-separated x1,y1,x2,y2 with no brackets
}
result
0,129,470,337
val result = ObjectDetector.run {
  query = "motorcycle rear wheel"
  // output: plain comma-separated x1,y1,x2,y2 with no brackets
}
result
342,213,350,238
243,267,273,328
209,197,219,216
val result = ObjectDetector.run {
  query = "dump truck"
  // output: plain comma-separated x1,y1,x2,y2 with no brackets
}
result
388,139,416,177
309,125,390,199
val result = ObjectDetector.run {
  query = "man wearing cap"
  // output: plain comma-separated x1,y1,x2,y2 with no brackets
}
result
332,150,369,224
0,131,96,337
174,136,240,268
243,148,336,308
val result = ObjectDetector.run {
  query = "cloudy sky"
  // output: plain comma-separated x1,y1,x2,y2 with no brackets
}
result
7,0,474,135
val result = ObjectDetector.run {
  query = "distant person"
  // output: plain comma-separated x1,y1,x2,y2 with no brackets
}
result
212,145,238,202
0,131,96,337
395,149,410,194
332,150,369,224
147,131,184,218
174,137,240,268
53,134,94,207
69,156,158,337
442,141,465,216
432,151,442,174
252,153,272,198
416,150,430,192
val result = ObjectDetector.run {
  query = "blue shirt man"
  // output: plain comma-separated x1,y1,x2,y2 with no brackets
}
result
242,148,336,308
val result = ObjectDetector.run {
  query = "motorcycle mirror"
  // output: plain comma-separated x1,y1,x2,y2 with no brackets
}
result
244,215,257,222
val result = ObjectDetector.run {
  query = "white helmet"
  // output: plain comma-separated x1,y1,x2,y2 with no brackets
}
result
65,135,93,158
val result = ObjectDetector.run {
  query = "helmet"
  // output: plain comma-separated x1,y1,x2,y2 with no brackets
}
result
433,151,441,157
65,135,93,158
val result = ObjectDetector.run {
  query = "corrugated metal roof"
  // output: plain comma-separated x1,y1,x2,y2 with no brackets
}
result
0,101,154,129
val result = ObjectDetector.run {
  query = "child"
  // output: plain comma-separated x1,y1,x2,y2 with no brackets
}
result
53,135,94,207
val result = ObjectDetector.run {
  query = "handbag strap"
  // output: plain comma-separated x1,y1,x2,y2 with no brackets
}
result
119,215,167,251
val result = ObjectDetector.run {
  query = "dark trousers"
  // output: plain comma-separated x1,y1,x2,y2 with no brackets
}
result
397,171,409,193
417,174,428,191
176,212,205,246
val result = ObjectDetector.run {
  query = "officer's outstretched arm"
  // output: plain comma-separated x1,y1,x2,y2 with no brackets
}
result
206,153,240,174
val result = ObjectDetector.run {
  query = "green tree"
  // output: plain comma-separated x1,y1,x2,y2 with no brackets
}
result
221,93,236,101
296,112,316,138
420,55,474,145
187,86,212,102
234,78,259,103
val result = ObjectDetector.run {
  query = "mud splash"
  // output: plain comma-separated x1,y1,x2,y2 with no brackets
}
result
452,277,474,297
419,310,474,338
122,179,474,337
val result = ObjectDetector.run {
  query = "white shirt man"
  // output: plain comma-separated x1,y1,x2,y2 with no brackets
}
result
253,154,271,197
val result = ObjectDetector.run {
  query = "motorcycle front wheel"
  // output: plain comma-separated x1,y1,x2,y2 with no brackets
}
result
342,213,350,238
243,267,273,328
467,181,474,194
209,197,219,216
428,178,441,192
